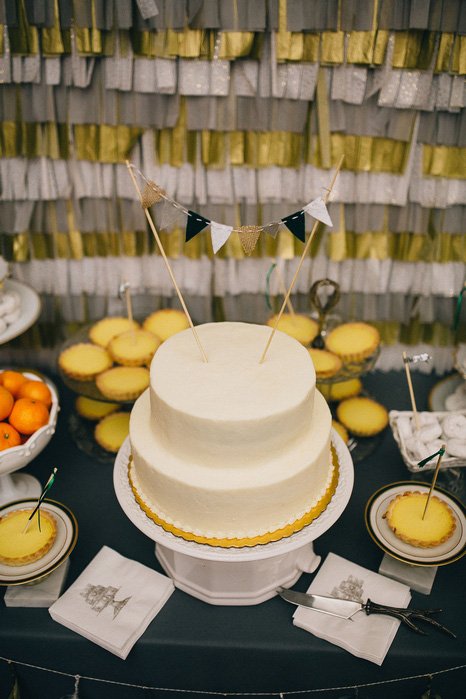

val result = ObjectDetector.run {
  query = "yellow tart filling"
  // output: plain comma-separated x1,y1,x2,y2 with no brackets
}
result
325,322,379,362
142,309,189,342
266,313,319,346
320,378,363,402
0,509,57,566
89,317,140,348
308,348,342,378
384,492,456,548
95,412,130,452
108,330,161,366
96,366,150,401
75,396,121,420
59,343,113,381
336,396,388,436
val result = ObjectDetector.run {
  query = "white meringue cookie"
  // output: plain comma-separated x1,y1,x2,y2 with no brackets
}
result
416,412,438,427
0,318,7,334
3,307,21,324
397,415,412,440
418,420,442,443
445,438,466,458
442,414,466,440
425,439,444,454
405,435,431,460
445,393,466,411
0,291,20,315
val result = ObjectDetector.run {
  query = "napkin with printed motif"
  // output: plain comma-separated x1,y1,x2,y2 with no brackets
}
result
292,552,411,665
49,546,174,659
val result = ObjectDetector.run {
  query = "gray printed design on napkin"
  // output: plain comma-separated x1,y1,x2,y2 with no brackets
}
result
80,584,130,620
331,575,364,603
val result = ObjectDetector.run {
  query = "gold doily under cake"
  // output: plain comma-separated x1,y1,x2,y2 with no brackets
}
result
128,444,340,548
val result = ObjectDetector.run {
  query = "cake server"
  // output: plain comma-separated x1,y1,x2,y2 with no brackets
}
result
277,588,456,638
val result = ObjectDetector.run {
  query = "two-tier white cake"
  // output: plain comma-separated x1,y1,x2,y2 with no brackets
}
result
129,322,336,546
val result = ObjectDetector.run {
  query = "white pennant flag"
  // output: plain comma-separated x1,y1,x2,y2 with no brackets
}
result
210,222,233,254
303,196,333,227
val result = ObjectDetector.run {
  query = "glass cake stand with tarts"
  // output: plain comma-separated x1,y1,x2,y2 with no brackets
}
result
58,321,153,464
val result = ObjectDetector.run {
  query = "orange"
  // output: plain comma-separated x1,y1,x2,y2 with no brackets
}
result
0,370,28,397
0,422,21,450
0,386,14,421
17,380,53,410
9,398,50,435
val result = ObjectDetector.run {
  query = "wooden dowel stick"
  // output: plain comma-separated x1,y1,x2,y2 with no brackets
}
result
403,351,420,431
123,277,136,344
272,259,296,323
422,445,445,520
126,161,208,364
260,154,344,364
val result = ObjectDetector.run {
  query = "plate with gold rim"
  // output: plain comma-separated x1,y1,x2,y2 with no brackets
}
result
365,481,466,567
0,499,78,585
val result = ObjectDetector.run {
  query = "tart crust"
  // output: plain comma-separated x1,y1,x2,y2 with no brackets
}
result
336,396,388,436
96,366,150,401
107,330,161,367
58,343,113,381
384,491,456,548
266,313,319,346
308,348,342,378
0,508,57,566
95,411,130,453
324,322,379,362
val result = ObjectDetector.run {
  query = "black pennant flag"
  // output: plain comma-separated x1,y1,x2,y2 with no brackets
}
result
281,210,305,242
186,211,210,242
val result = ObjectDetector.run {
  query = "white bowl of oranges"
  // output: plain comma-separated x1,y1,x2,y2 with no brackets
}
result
0,369,59,476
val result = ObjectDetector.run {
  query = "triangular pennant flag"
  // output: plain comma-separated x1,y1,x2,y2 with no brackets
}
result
237,225,262,256
210,222,233,254
281,210,305,242
142,180,165,209
303,196,333,226
156,199,181,231
186,210,210,242
264,222,280,239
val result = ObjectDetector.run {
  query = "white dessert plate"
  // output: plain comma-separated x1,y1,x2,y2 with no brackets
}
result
428,375,465,412
0,498,78,585
0,279,41,345
365,481,466,567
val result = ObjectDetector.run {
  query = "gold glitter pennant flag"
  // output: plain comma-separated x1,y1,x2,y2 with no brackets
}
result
142,180,165,209
237,225,262,256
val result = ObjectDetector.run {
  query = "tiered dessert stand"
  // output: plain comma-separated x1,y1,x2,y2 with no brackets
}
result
114,430,354,606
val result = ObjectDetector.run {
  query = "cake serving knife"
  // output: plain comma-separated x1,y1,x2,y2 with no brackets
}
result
277,588,456,638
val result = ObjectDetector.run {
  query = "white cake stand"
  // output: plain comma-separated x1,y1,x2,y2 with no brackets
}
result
114,431,354,605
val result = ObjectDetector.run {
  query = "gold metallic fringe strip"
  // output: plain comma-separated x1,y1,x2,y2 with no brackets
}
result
3,228,464,266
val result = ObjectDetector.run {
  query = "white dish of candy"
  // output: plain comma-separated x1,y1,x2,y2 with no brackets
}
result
389,410,466,472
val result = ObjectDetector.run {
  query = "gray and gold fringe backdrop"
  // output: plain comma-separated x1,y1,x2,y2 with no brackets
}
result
0,0,465,372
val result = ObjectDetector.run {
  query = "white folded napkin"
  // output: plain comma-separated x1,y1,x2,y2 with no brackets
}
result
292,552,411,665
49,546,174,659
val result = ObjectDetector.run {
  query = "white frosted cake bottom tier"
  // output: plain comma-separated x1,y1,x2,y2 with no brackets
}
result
129,390,333,540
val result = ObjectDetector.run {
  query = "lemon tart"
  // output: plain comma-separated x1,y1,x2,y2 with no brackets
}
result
108,330,161,367
96,366,150,401
332,419,349,444
75,396,121,420
89,317,140,348
384,491,456,548
320,377,363,402
336,396,388,436
0,509,57,566
58,343,113,381
325,322,379,362
95,412,130,452
266,313,319,346
142,309,189,342
308,348,342,378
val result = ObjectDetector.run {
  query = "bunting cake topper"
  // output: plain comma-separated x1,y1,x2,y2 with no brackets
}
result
127,163,334,257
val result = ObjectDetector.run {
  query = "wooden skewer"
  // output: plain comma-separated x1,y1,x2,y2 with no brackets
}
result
125,161,208,364
422,445,445,520
123,277,136,344
402,351,420,431
260,154,344,364
272,260,297,323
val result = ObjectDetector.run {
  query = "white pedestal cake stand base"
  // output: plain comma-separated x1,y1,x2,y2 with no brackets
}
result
113,431,354,605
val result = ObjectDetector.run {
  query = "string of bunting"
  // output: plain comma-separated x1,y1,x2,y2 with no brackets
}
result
130,163,333,257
